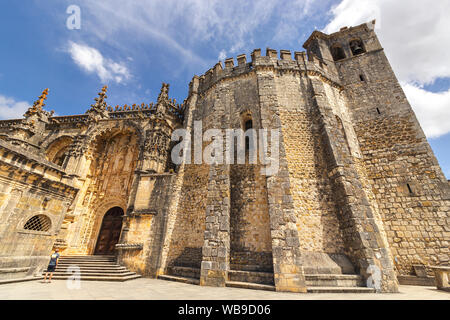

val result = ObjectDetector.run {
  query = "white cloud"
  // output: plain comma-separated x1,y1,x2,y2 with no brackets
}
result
402,83,450,139
72,0,283,63
67,42,131,84
324,0,450,138
323,0,381,35
64,0,339,79
0,95,30,120
218,50,227,61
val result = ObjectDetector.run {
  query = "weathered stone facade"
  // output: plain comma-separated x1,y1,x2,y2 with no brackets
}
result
0,21,448,292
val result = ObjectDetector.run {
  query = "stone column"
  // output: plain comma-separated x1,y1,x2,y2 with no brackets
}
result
255,69,307,293
200,164,231,287
308,76,399,293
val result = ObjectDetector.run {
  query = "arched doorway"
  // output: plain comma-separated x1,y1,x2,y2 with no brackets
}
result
94,207,124,255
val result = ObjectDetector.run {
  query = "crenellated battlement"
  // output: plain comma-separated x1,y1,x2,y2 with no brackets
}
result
189,21,382,98
190,46,342,97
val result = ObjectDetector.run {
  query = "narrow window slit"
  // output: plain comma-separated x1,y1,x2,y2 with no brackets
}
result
407,183,413,194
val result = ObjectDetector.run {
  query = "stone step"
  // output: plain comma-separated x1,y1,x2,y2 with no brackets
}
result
59,257,116,262
60,255,115,258
51,267,129,273
167,266,200,279
59,257,115,261
397,275,435,286
45,255,141,282
225,281,276,292
57,262,122,267
56,264,126,270
58,260,117,266
58,261,119,268
49,274,141,282
58,259,116,263
307,287,376,293
47,271,137,277
53,267,127,272
228,270,274,285
156,274,376,293
305,274,364,287
157,274,200,285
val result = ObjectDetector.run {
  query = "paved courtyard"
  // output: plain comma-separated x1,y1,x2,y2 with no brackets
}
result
0,278,448,300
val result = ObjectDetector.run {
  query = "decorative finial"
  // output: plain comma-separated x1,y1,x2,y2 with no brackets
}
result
34,88,49,108
88,85,108,112
24,88,50,117
86,85,110,122
157,83,170,104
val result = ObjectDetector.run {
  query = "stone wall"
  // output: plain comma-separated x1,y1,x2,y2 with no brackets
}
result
166,163,209,269
275,72,346,255
0,141,77,280
230,163,272,272
117,173,176,276
330,25,450,275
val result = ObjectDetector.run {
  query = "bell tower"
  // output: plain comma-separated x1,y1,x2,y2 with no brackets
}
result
306,21,450,275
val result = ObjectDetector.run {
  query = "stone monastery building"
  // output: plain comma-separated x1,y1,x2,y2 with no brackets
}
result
0,21,448,293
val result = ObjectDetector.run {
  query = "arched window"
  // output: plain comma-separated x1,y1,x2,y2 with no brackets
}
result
23,215,51,232
331,44,346,61
349,39,366,56
45,136,74,166
238,111,256,164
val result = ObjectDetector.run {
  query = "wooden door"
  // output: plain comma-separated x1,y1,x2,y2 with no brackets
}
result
94,207,124,255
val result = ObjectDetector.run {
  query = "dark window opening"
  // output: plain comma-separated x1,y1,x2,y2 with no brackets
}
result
331,45,346,61
244,119,253,152
350,39,366,56
360,74,366,82
54,153,67,167
245,119,253,131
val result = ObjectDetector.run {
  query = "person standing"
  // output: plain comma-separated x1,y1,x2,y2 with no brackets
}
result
43,249,60,283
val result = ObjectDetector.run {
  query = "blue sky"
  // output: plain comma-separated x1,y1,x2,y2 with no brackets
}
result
0,0,449,179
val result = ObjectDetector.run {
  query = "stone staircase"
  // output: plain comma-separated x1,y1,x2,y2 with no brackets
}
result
157,266,376,293
305,273,375,293
158,266,200,285
43,255,141,282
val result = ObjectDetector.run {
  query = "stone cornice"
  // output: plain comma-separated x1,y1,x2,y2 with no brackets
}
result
0,139,65,174
0,160,78,200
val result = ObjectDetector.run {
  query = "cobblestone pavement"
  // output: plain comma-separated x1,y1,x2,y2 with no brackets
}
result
0,279,448,300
